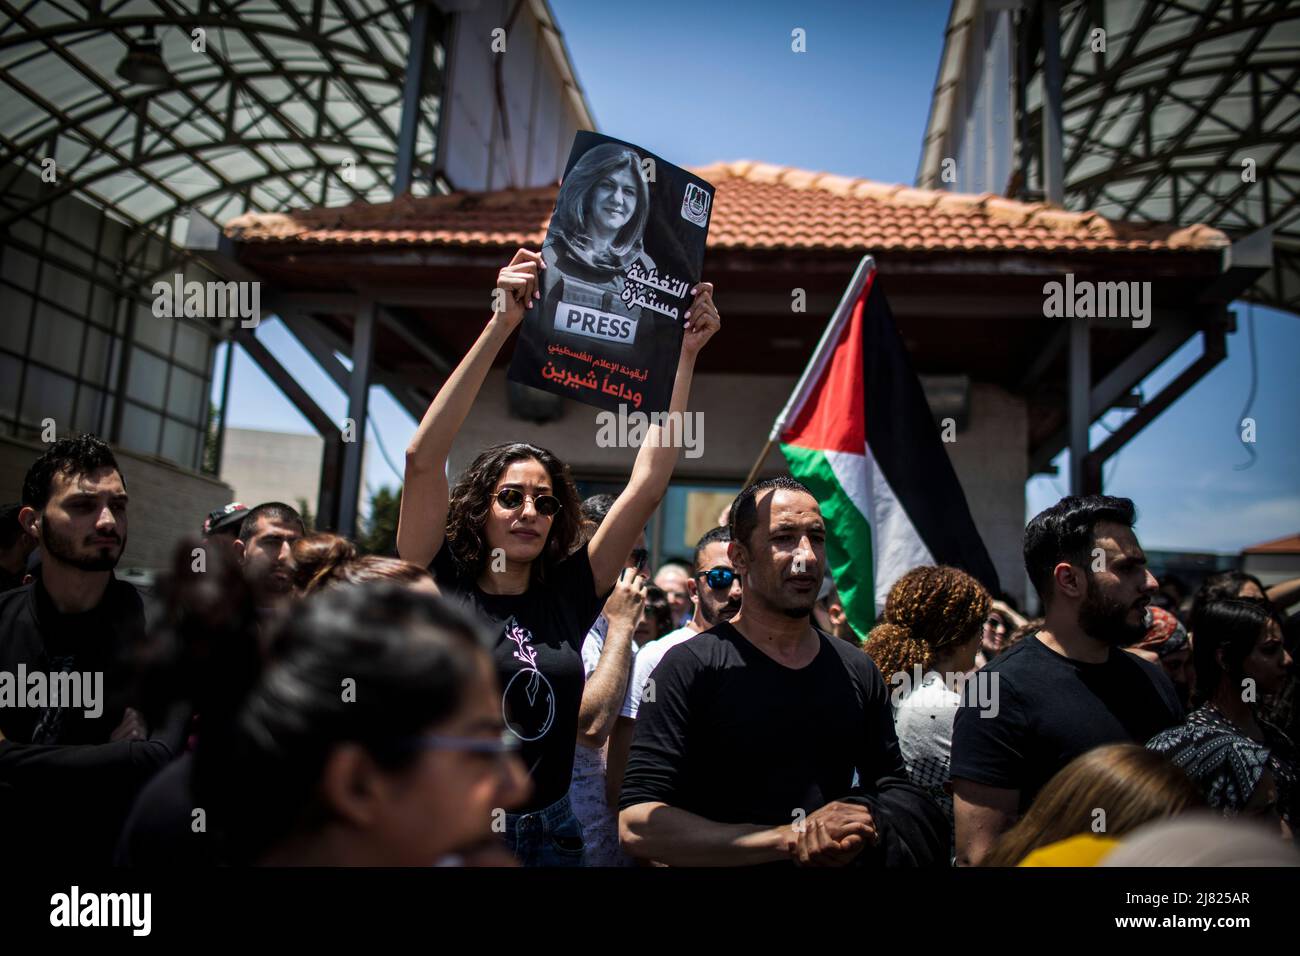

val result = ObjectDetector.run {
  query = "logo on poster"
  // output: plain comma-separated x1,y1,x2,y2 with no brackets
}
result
556,302,639,343
681,183,710,227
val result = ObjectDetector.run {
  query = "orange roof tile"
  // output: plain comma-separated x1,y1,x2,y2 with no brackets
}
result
1242,533,1300,555
224,161,1230,255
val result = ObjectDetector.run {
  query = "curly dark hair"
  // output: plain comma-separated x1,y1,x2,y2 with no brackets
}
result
865,565,991,679
444,442,582,584
21,433,124,511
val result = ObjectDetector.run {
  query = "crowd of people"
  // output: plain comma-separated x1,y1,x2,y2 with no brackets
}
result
1,248,1298,868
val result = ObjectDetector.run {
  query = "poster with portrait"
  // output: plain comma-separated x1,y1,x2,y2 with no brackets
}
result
506,132,715,415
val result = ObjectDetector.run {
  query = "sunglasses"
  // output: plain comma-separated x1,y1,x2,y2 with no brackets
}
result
696,567,737,590
495,488,561,517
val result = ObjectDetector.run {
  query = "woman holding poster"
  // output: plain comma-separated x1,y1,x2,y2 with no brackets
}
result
397,247,719,866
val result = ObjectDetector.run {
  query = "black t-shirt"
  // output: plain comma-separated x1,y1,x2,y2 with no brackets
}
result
0,575,143,744
0,575,177,866
431,541,605,813
950,634,1183,811
619,621,908,825
115,751,217,867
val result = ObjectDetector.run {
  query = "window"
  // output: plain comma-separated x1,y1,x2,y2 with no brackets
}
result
126,347,169,407
173,320,210,371
167,366,206,423
0,353,20,420
132,304,174,354
0,287,32,354
119,403,162,456
81,324,113,386
19,366,75,431
27,308,86,376
161,419,199,469
73,386,107,434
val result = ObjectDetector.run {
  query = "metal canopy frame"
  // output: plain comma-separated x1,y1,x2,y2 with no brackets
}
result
915,0,1294,495
1,1,457,533
0,0,448,279
918,0,1300,314
1028,0,1297,312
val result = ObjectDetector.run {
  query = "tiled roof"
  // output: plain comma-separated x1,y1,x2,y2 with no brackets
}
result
225,160,1229,255
1242,533,1300,555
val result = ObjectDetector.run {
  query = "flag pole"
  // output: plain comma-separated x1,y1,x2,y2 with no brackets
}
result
739,256,876,488
741,438,773,489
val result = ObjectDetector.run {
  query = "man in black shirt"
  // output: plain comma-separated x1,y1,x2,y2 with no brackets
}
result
951,494,1182,865
619,477,947,866
0,435,180,866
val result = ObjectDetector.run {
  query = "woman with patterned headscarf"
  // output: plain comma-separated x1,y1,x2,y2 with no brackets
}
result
1126,605,1194,709
1146,597,1296,840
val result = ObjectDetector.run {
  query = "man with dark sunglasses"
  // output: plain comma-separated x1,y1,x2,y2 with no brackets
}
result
604,525,741,809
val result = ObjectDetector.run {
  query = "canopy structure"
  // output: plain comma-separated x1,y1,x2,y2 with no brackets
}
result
0,0,593,282
917,0,1299,315
0,1,594,535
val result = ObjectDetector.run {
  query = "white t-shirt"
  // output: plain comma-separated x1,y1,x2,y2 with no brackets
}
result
893,670,961,828
619,624,698,719
570,616,637,866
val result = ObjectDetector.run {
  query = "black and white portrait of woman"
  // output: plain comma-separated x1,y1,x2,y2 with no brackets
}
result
541,141,660,340
509,132,714,414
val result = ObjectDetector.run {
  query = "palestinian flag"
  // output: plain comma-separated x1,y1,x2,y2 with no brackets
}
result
775,257,1000,636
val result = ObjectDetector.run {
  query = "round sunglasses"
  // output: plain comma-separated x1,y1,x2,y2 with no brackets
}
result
494,487,561,517
695,567,737,590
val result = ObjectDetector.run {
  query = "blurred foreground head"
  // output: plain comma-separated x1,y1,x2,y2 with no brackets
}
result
200,583,530,865
1102,814,1300,866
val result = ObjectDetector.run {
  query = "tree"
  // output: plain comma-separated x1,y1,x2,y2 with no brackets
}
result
360,485,401,555
202,404,220,474
296,496,315,532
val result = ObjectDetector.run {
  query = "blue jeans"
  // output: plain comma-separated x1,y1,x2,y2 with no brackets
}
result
502,794,586,867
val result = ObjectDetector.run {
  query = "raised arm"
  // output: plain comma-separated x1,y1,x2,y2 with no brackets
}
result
397,250,543,566
588,284,720,593
1266,575,1300,611
577,567,646,748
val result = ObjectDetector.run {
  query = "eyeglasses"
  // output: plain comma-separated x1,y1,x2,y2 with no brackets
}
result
402,730,521,756
495,488,561,518
696,567,737,590
630,548,649,571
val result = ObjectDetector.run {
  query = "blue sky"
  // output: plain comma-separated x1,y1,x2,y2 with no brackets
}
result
216,0,1299,553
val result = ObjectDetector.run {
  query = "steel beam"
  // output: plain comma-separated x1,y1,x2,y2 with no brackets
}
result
232,326,344,531
1067,313,1090,494
338,302,376,537
1084,326,1229,486
1040,0,1065,205
394,1,433,194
